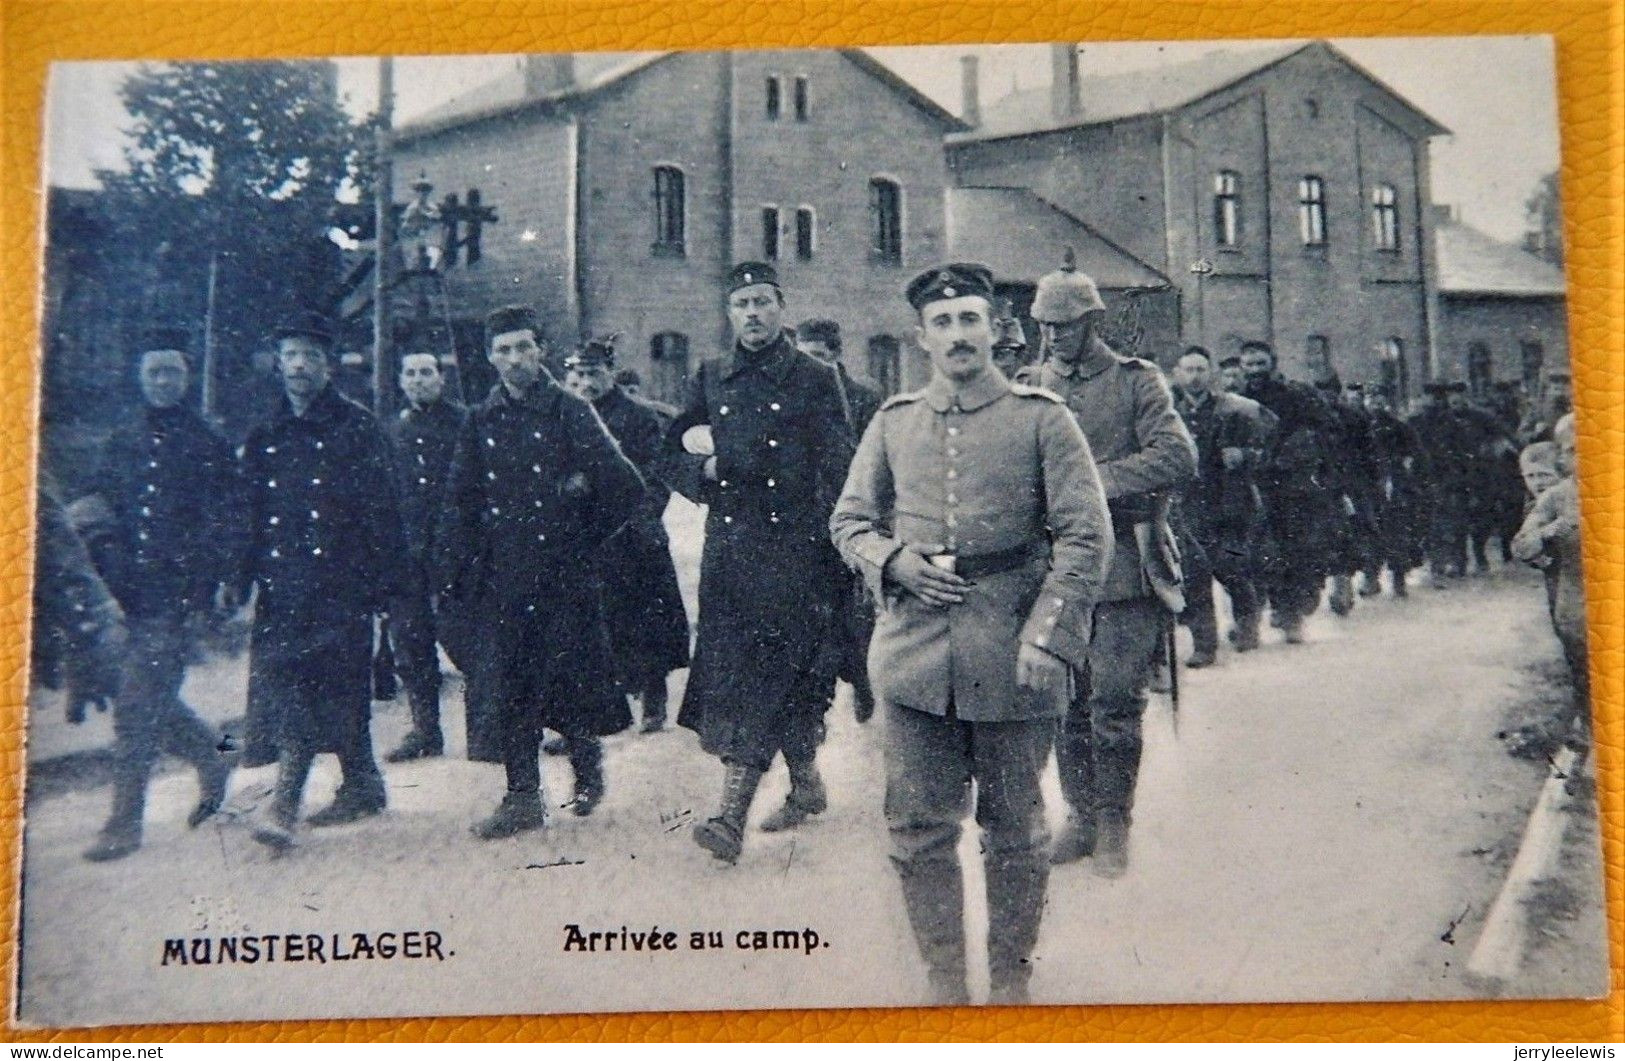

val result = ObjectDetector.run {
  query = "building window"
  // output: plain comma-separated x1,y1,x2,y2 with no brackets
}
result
1467,342,1494,399
867,335,902,396
1306,334,1331,380
1298,176,1327,247
761,205,780,260
1520,340,1544,391
870,178,903,264
794,76,809,121
795,206,815,261
650,332,689,407
1213,170,1241,248
652,166,686,255
1379,337,1409,404
766,76,781,120
1371,183,1399,252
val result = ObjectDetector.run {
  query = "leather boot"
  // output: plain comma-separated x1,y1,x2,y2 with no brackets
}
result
1229,612,1262,652
472,790,548,840
986,856,1048,1005
894,857,968,1006
759,756,828,833
252,748,312,853
692,761,763,864
1093,808,1131,879
1280,613,1305,644
84,765,147,863
639,678,667,734
1048,812,1097,865
1358,570,1382,597
1329,575,1355,616
188,754,232,829
566,737,605,817
307,777,387,828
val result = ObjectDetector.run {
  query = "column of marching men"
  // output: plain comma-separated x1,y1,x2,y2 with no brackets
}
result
39,254,1586,1006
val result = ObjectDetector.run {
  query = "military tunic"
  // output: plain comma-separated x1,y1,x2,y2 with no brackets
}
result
435,379,643,744
655,331,852,771
238,385,409,764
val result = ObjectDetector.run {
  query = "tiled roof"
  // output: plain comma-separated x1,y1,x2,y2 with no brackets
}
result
947,186,1169,289
1435,218,1566,297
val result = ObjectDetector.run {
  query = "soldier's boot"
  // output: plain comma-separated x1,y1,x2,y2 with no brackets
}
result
1092,808,1131,879
472,790,548,840
189,754,232,830
84,764,147,863
1328,575,1356,617
565,737,606,818
639,677,668,734
1048,813,1097,865
986,857,1048,1006
1229,611,1262,653
171,710,231,829
306,754,388,828
894,859,969,1006
1280,613,1306,644
1357,569,1382,597
386,685,445,763
1390,567,1410,598
759,755,828,833
692,761,763,865
252,748,313,854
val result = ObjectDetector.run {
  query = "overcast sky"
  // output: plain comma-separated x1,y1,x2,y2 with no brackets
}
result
44,36,1559,243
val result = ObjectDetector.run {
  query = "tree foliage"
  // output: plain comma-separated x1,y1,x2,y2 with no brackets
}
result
1523,171,1563,268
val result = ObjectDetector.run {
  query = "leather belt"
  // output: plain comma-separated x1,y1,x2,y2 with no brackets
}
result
931,541,1044,580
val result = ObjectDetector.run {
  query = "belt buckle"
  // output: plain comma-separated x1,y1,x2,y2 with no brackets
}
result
927,553,957,574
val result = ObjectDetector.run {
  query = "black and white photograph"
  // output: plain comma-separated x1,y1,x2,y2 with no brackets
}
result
19,36,1608,1026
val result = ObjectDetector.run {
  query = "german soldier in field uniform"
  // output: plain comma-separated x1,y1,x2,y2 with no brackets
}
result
382,351,468,763
437,306,644,838
832,263,1112,1005
233,312,409,852
655,263,854,864
1018,261,1196,875
794,318,881,724
562,333,690,734
78,328,240,861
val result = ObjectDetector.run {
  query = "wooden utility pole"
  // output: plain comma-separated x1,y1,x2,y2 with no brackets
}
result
372,56,395,417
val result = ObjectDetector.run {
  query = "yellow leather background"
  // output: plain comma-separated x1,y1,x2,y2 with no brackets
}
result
1,0,1619,1042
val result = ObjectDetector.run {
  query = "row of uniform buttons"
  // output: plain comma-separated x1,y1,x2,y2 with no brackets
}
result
944,415,963,551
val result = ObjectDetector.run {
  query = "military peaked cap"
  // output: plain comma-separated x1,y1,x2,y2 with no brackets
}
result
795,318,842,350
565,333,620,368
272,311,335,348
727,261,779,294
905,262,995,311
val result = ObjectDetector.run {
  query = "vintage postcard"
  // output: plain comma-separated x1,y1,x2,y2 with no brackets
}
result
16,36,1608,1028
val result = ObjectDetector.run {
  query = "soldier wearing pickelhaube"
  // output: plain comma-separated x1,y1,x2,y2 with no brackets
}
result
1019,254,1196,876
832,262,1112,1005
437,306,644,838
74,325,242,861
562,333,690,735
654,262,854,865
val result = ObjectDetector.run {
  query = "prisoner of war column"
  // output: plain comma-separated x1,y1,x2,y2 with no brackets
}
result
437,306,644,837
1019,261,1196,875
78,327,240,861
832,263,1112,1006
233,312,410,852
655,262,855,865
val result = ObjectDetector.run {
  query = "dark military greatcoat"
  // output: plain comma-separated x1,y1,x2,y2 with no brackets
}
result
91,404,243,619
654,331,853,765
591,387,690,687
238,385,408,764
386,398,465,560
435,379,644,740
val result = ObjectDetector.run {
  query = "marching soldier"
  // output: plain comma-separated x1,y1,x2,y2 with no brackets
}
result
794,318,880,723
78,327,241,861
437,306,644,837
1362,385,1425,597
1240,340,1339,641
563,334,690,734
1171,345,1270,666
654,263,853,863
1019,260,1196,875
832,262,1112,1005
382,351,468,763
232,312,409,852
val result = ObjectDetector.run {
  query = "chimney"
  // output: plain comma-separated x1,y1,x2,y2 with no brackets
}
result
959,55,981,127
522,53,576,97
1050,43,1081,120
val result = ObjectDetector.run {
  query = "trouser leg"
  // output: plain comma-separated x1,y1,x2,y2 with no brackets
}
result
883,700,971,999
270,742,317,828
101,618,187,838
1182,536,1218,659
974,717,1056,999
640,673,668,729
1061,599,1163,822
503,712,543,795
392,570,444,742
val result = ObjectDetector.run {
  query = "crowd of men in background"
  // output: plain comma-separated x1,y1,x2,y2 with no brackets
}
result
28,252,1589,1006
